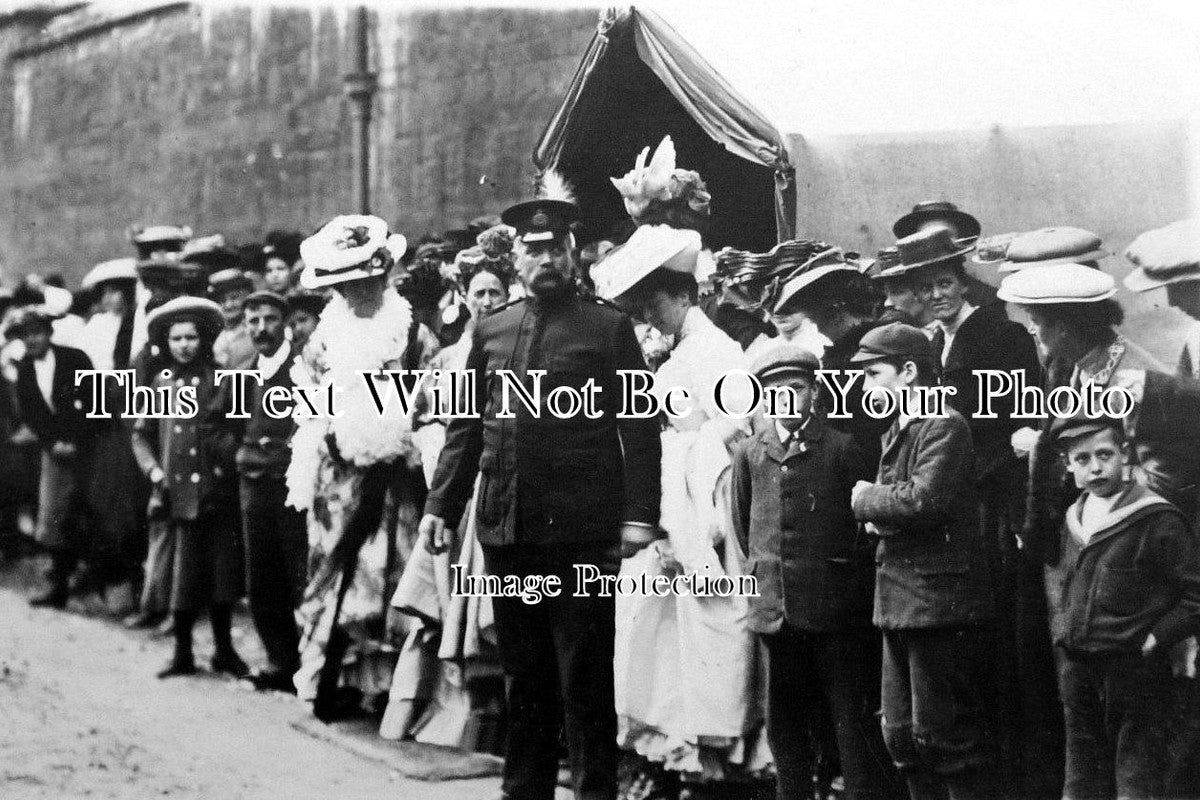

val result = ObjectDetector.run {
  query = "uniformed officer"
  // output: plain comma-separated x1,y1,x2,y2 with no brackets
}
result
420,193,662,800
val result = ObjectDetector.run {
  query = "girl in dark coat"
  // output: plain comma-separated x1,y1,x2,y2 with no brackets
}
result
131,297,247,679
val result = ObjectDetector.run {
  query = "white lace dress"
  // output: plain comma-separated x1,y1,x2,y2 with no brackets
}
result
614,305,772,779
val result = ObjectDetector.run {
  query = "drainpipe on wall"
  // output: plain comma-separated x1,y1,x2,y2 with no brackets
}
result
343,6,377,214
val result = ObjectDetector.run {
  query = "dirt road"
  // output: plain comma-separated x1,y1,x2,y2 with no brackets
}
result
0,587,504,800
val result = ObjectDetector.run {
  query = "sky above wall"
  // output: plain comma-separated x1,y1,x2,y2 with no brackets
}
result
34,0,1200,137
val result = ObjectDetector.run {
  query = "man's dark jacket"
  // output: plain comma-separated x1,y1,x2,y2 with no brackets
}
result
731,416,875,633
425,293,661,547
1047,482,1200,655
210,343,299,481
15,344,97,449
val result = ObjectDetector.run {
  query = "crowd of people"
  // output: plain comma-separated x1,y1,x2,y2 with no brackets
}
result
1,133,1199,800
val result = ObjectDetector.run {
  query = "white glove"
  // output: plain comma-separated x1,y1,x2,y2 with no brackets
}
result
1172,636,1198,679
1011,426,1040,458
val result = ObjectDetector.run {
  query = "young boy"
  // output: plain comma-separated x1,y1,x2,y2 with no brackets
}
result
1047,412,1200,800
731,345,901,800
848,322,995,800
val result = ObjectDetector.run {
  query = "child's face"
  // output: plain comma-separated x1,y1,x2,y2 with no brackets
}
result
167,321,201,365
287,310,318,350
763,374,815,431
1064,427,1127,498
264,257,292,294
220,289,249,326
861,360,915,412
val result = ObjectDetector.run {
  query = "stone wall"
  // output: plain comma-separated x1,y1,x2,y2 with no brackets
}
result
0,3,597,284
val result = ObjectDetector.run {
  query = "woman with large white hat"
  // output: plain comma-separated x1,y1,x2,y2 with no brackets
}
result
287,214,439,716
593,193,771,791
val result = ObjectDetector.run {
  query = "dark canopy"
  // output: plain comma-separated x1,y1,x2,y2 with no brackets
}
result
533,6,795,251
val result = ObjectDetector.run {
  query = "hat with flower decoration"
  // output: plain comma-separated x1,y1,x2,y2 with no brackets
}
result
299,215,407,290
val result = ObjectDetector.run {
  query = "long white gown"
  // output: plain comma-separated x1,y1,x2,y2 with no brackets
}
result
614,305,771,779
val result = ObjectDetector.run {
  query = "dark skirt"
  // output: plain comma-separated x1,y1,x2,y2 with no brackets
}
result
171,515,242,613
85,425,150,580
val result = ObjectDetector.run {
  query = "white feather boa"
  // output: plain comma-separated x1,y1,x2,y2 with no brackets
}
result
286,286,417,511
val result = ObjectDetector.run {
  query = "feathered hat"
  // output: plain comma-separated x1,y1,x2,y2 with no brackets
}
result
610,136,711,230
452,224,518,289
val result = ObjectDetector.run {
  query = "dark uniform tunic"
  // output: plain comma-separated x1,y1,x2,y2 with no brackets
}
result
425,291,660,800
427,292,661,545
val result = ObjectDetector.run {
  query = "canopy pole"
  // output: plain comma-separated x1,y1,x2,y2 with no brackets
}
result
774,168,797,242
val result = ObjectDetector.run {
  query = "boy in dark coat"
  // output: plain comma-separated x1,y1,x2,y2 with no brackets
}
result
1046,413,1200,800
732,345,901,800
849,322,996,800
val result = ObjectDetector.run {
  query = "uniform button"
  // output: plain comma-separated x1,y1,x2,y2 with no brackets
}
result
191,473,200,483
174,473,182,482
189,448,197,456
191,377,199,386
780,465,788,472
174,425,182,434
175,378,183,386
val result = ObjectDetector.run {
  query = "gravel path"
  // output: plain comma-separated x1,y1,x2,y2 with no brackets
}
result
0,587,504,800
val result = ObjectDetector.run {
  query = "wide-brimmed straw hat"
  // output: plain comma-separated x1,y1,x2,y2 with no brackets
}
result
714,239,842,306
997,263,1117,304
998,227,1108,273
1123,218,1200,292
146,296,223,344
767,254,858,315
590,224,702,301
299,215,407,290
877,228,974,279
82,258,138,291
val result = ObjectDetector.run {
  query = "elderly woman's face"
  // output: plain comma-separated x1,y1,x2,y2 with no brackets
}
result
465,271,508,322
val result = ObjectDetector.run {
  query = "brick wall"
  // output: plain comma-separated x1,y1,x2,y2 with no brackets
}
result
0,4,597,285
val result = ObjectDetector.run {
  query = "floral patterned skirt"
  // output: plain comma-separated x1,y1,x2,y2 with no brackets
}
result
293,453,421,704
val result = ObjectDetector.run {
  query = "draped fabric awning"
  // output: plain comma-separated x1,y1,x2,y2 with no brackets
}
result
533,6,796,250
